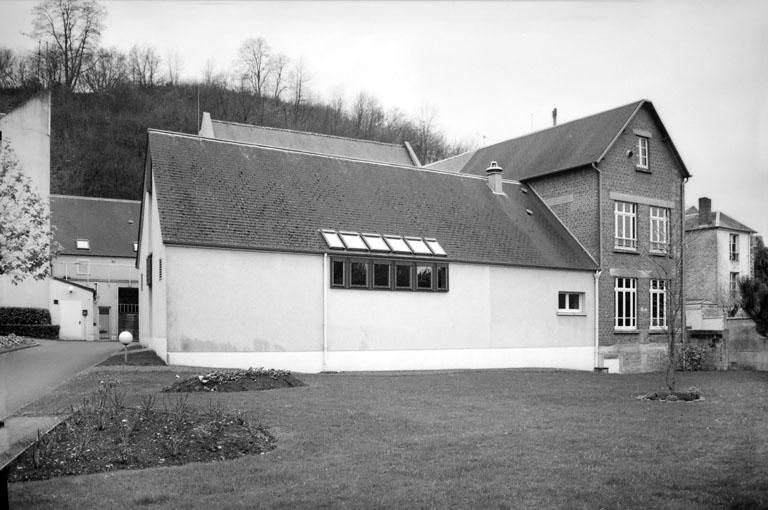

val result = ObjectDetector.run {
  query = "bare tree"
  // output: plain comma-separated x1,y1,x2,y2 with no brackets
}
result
165,49,182,86
414,105,441,164
83,47,126,92
0,48,19,88
237,38,271,122
128,45,161,88
289,58,310,127
30,0,106,90
269,52,289,101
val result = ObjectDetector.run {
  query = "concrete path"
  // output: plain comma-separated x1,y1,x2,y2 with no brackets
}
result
0,340,120,421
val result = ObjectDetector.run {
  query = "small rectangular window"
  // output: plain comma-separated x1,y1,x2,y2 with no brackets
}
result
339,232,368,251
416,265,432,290
76,259,90,275
637,136,649,169
650,279,667,329
384,236,412,254
730,272,739,300
614,201,637,250
730,234,739,261
373,261,390,288
350,261,368,287
321,230,345,250
146,254,153,288
331,260,345,287
649,206,669,253
362,234,390,252
425,239,447,256
558,292,582,313
405,237,432,256
436,265,448,290
395,264,412,289
76,239,90,250
614,277,637,329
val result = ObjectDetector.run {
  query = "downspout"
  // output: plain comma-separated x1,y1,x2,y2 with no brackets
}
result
322,252,328,372
594,270,602,368
592,162,603,369
680,177,687,341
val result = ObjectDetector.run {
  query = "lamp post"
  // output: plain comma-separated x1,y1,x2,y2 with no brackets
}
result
118,331,133,363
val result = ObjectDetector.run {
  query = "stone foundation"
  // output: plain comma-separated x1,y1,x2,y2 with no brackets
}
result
599,343,668,373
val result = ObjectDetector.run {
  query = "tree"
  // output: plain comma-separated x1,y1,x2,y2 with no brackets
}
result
738,237,768,336
31,0,106,91
0,141,55,283
128,45,161,88
269,53,288,101
237,38,271,122
82,47,127,92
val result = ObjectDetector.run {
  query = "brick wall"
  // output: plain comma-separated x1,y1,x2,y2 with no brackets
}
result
685,228,718,302
726,318,768,370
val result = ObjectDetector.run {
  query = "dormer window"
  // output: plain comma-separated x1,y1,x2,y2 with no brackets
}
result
76,239,90,250
637,136,649,169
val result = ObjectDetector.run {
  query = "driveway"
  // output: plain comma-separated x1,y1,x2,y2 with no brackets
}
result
0,340,120,421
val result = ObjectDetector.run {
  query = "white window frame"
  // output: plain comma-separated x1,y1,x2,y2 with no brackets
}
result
730,234,739,261
637,136,649,169
76,239,90,250
557,292,583,314
614,277,637,330
649,279,667,330
614,201,637,250
75,259,90,275
649,206,669,253
730,272,739,300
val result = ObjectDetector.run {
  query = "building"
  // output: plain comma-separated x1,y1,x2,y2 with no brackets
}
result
429,100,691,373
50,195,141,340
684,197,757,333
137,129,599,373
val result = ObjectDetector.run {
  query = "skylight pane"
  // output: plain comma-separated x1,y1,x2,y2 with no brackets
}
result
405,237,432,255
425,239,447,256
76,239,90,250
384,236,411,253
321,230,345,250
339,232,368,251
362,234,390,252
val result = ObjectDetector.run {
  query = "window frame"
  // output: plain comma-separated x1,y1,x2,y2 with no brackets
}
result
614,201,637,251
649,206,670,254
372,261,391,289
730,234,739,261
614,277,637,330
330,256,448,293
349,259,370,288
76,239,90,250
75,259,90,276
637,136,650,169
649,279,667,330
557,292,584,315
415,264,433,291
730,271,740,300
331,258,346,288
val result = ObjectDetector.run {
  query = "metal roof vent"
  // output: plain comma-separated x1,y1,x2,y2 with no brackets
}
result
486,161,504,194
526,209,533,216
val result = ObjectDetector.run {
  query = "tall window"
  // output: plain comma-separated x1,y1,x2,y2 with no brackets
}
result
614,201,637,250
730,234,739,261
650,279,667,329
614,277,637,329
649,206,670,253
637,136,649,169
730,272,740,301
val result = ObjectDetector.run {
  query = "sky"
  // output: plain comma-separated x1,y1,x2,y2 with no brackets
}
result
1,0,767,237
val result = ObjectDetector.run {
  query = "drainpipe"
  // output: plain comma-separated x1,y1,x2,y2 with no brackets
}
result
594,270,601,368
592,162,603,369
322,252,328,372
680,178,687,342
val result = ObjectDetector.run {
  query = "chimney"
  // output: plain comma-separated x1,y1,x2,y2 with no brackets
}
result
552,107,557,126
486,161,504,194
698,197,711,226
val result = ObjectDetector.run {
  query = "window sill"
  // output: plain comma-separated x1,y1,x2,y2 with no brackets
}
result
649,329,668,335
649,250,669,257
614,329,639,334
613,247,639,254
635,166,651,174
557,311,586,316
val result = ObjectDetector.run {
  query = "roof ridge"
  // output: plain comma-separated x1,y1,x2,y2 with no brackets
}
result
50,194,141,204
210,118,408,149
149,129,508,183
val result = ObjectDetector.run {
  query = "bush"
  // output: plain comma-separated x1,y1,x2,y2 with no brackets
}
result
0,307,52,325
0,324,59,339
678,343,709,371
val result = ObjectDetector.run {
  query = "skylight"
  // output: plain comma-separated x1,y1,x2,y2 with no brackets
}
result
424,238,447,256
383,236,412,254
76,239,90,250
339,232,368,251
321,230,345,250
133,242,138,252
405,237,432,255
361,233,390,252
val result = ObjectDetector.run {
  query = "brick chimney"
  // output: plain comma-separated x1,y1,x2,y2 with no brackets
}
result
698,197,711,226
486,161,504,194
552,107,558,126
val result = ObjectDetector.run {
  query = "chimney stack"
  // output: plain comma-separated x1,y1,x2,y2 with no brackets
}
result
486,161,504,194
698,197,711,226
552,107,557,126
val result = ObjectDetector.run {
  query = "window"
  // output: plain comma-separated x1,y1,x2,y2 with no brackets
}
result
436,265,448,290
649,207,669,253
331,256,447,293
339,232,367,251
558,292,582,313
637,136,649,169
730,234,739,261
321,230,345,250
133,242,138,252
146,254,152,288
614,277,637,329
614,201,637,250
416,265,432,290
373,261,390,288
76,239,90,250
331,259,345,287
395,264,412,289
730,272,739,300
75,259,90,275
650,279,667,329
405,237,432,256
350,260,369,287
362,234,389,252
158,258,163,280
425,238,447,257
384,236,412,254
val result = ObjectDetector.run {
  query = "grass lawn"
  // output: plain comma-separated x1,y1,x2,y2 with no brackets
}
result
9,368,768,509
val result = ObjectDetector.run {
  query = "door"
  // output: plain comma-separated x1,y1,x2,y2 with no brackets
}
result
59,300,84,340
98,307,110,340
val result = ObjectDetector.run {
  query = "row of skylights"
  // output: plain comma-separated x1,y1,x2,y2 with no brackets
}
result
321,230,447,257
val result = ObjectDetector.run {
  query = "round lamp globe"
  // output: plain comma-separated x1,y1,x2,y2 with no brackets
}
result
118,331,133,346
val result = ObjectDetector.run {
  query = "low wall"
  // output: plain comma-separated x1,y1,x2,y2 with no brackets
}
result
726,318,768,371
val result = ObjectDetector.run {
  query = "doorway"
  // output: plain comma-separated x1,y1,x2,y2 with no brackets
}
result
59,300,84,340
98,306,110,340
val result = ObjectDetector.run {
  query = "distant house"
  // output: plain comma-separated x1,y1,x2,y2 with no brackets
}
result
137,129,598,372
429,100,691,373
198,112,422,166
684,197,757,332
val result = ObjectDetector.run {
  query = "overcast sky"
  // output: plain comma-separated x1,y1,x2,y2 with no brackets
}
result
2,0,767,237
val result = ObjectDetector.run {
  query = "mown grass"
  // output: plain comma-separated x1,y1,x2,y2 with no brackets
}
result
10,368,768,509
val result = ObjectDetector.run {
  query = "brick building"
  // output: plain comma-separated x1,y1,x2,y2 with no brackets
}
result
430,100,690,372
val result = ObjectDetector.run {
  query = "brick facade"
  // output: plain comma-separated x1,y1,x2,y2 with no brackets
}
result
685,229,718,302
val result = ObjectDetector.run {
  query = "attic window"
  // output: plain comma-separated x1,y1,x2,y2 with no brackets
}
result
339,232,368,251
362,233,389,252
405,237,432,255
424,239,447,257
133,242,138,252
76,239,90,250
321,230,345,250
383,236,412,254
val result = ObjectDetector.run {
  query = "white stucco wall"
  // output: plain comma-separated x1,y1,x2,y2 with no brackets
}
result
716,229,753,297
49,279,95,340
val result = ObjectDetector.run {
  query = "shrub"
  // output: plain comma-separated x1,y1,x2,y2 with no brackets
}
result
0,307,52,325
678,343,709,371
0,324,59,339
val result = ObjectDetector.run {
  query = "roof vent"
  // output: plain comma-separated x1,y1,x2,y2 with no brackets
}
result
486,161,504,194
526,209,533,216
128,219,134,225
521,188,528,194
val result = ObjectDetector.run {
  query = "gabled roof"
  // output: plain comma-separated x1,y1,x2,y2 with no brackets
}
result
204,117,420,167
50,195,141,257
146,131,597,272
440,100,689,180
424,150,475,172
685,206,756,233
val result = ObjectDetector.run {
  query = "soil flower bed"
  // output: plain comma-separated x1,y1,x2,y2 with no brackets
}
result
164,368,306,392
636,387,704,402
0,333,36,353
98,348,167,366
9,379,276,482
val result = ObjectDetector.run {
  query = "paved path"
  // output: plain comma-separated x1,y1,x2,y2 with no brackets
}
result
0,340,120,421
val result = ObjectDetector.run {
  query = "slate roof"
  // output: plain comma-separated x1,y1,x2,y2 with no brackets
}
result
685,207,756,233
424,150,475,172
439,100,689,180
208,119,419,166
50,195,141,257
146,131,597,271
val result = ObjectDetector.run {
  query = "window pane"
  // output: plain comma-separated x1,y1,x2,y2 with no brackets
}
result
384,236,412,253
362,234,390,252
350,261,368,287
373,262,390,287
425,239,447,256
321,230,345,250
340,232,368,250
406,238,432,255
396,264,411,288
569,294,580,310
332,260,344,286
416,265,432,289
437,266,447,290
558,293,566,309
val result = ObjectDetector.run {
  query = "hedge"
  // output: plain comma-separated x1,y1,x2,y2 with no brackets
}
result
0,324,59,339
0,307,52,325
